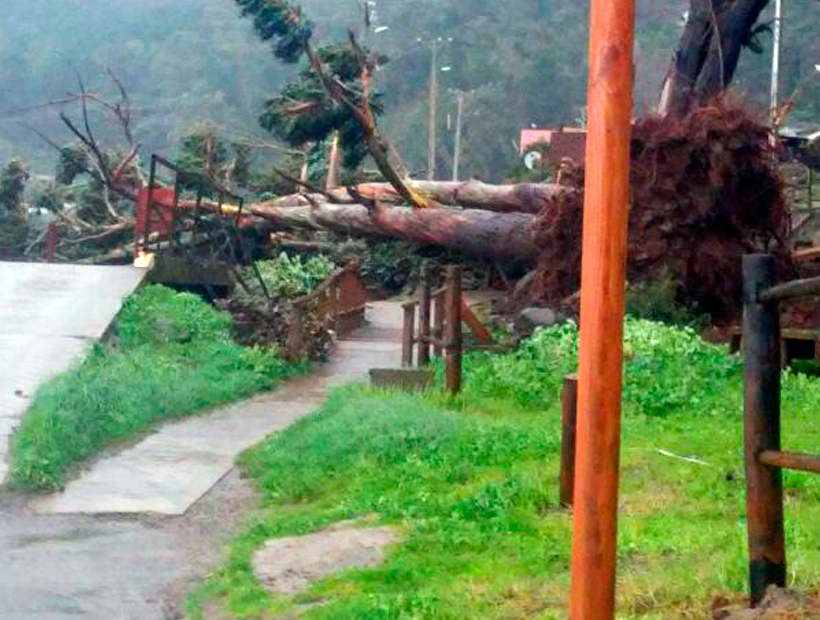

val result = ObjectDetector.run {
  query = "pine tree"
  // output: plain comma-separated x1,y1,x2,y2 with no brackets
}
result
235,0,382,169
0,159,30,257
234,0,431,208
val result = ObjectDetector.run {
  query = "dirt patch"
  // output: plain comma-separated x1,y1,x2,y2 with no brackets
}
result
252,524,401,595
713,587,820,620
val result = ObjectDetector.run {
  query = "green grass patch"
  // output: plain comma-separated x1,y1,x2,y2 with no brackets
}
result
8,284,301,491
191,318,820,620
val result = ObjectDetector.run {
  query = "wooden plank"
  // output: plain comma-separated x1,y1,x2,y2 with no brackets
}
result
445,266,463,394
460,299,495,344
759,450,820,475
402,304,416,367
560,374,579,509
418,268,432,365
760,275,820,303
792,246,820,263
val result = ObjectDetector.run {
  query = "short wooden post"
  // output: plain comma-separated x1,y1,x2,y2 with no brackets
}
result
332,281,341,335
286,305,304,363
402,303,416,367
743,254,786,606
445,265,463,394
433,292,445,357
560,374,579,508
45,222,58,263
418,266,432,366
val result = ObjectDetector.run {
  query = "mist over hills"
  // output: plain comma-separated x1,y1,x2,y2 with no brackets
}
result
2,0,819,180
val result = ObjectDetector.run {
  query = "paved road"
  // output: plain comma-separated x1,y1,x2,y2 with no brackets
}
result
0,262,147,481
0,300,402,620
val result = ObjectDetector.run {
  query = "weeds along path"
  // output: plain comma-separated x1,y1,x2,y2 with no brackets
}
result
0,262,147,482
0,302,403,619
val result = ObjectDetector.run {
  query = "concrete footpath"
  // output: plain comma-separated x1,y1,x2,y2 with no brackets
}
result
0,262,146,481
34,308,402,515
0,301,402,619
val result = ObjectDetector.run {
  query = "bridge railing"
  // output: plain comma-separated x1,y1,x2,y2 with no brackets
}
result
286,264,368,361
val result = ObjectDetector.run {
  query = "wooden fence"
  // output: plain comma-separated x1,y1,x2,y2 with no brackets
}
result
401,265,498,394
741,253,820,605
286,263,368,360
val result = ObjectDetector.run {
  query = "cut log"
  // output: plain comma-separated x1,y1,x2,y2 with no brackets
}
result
270,180,575,214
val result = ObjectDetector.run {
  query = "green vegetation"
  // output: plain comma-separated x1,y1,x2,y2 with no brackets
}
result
191,318,820,620
7,0,819,183
8,285,298,491
254,253,336,299
624,275,705,327
234,252,336,309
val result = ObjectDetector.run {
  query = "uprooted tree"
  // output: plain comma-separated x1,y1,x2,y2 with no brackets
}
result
221,0,789,319
26,0,791,321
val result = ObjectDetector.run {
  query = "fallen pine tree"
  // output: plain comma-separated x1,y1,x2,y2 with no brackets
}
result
227,102,790,320
270,180,575,214
37,95,788,322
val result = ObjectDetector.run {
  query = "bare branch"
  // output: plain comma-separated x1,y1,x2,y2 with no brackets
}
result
272,166,336,202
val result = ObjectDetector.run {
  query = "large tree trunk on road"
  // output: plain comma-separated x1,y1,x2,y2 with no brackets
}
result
659,0,770,118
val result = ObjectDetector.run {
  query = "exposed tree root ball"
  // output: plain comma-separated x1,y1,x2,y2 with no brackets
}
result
529,101,790,321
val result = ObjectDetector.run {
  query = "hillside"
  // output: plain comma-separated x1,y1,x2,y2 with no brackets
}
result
2,0,819,180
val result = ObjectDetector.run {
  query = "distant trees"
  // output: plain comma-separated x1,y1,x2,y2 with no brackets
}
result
0,160,29,214
0,159,30,257
177,124,253,192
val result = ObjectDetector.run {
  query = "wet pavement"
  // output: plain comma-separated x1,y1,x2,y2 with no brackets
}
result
0,302,403,619
0,262,146,481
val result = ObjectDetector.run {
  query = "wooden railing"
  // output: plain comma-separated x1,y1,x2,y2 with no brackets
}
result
401,265,498,394
286,263,368,360
741,253,820,605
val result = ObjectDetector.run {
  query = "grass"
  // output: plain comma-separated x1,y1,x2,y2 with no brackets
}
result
191,318,820,620
8,284,300,491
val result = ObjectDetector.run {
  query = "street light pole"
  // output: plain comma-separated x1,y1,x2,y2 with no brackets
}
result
452,91,464,181
770,0,783,133
428,39,439,181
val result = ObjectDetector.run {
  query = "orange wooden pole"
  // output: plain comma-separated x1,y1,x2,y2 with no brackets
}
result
569,0,635,617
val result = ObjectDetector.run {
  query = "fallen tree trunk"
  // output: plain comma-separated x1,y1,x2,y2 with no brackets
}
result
271,180,574,214
184,199,539,262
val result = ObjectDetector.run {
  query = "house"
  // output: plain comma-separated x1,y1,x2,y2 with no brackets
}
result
520,127,587,166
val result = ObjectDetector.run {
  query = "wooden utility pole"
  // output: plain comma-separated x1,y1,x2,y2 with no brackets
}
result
452,91,464,181
569,0,636,619
428,39,438,181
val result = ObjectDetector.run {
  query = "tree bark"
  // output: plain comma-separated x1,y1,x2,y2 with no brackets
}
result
270,180,574,214
185,199,539,262
660,0,770,119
